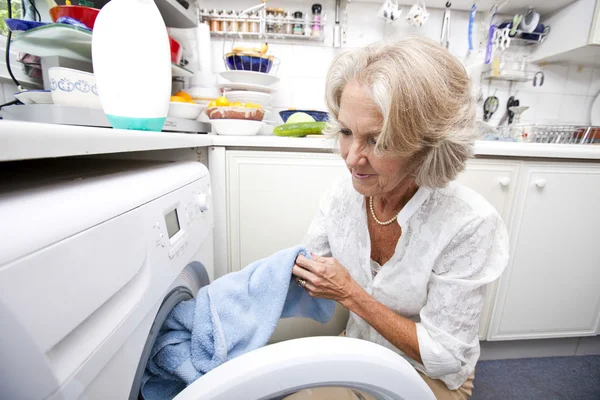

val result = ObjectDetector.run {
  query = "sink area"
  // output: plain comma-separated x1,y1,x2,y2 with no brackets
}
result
478,122,600,145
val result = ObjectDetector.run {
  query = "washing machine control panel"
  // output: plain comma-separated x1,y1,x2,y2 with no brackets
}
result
154,179,212,261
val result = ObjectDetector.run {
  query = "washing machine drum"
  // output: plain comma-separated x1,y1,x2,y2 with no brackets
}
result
129,261,209,400
128,263,435,400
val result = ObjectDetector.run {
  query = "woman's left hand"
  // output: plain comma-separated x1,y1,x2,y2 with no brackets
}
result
293,254,359,305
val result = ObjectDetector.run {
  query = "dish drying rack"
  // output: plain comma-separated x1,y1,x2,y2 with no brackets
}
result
496,124,600,144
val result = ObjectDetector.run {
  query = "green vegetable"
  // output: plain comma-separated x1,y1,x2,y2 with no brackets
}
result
274,122,326,137
286,112,316,124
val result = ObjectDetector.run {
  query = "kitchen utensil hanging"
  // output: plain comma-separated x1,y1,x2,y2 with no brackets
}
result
440,2,451,48
483,91,499,121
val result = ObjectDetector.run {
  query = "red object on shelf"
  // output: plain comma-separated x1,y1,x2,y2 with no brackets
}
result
49,6,100,30
169,36,183,65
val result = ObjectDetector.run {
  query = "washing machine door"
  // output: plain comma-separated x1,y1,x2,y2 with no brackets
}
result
172,336,435,400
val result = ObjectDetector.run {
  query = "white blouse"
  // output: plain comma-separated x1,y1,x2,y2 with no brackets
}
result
303,176,509,390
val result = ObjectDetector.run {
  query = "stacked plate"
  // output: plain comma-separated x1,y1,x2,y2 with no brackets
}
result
219,70,280,135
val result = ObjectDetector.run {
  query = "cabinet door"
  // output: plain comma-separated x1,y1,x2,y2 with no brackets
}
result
456,160,520,340
488,163,600,340
227,151,349,340
227,151,348,272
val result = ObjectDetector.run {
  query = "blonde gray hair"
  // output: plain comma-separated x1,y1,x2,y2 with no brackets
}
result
325,36,476,188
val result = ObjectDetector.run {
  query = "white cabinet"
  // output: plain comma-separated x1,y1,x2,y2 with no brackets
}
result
532,0,600,65
456,160,520,339
226,150,348,273
488,163,600,340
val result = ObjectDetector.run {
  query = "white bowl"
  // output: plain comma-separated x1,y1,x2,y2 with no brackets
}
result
258,122,276,135
220,70,280,86
168,101,203,120
225,91,272,106
48,67,102,109
210,119,263,136
14,90,53,105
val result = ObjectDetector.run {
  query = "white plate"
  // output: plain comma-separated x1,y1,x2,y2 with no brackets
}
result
220,71,280,87
210,119,263,136
225,91,273,106
168,102,203,120
14,90,53,105
591,93,600,126
217,82,277,94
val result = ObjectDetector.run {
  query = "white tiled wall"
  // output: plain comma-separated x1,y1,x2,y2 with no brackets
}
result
197,0,600,126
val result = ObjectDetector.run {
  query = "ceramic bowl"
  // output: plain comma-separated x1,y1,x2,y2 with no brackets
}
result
279,110,329,123
225,53,274,73
48,67,102,109
220,70,280,86
224,90,272,106
210,119,262,136
49,5,100,29
14,90,53,105
168,102,203,120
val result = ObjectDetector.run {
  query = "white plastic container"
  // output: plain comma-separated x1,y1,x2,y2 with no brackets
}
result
92,0,172,131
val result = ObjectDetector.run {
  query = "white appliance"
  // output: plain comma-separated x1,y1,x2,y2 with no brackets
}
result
0,160,434,400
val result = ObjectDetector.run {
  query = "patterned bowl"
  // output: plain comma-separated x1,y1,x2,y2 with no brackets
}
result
48,67,102,109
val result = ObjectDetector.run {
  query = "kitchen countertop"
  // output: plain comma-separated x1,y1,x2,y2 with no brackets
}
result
1,121,600,162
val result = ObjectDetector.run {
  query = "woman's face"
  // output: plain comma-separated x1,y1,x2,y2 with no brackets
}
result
338,81,413,197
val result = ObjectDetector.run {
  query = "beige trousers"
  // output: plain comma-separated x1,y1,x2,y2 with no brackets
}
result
284,332,474,400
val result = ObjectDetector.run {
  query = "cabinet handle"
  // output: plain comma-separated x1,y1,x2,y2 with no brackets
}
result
534,179,547,188
498,177,511,187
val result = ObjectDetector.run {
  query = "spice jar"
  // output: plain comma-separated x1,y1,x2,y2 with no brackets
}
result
230,10,239,32
274,8,285,34
266,7,276,33
239,11,250,32
210,9,221,32
284,11,293,34
311,4,322,37
200,8,210,25
293,11,303,35
304,14,312,36
250,11,260,33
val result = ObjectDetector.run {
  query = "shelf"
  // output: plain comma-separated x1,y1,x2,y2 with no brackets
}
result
482,70,534,82
210,31,325,42
0,121,213,162
10,24,194,77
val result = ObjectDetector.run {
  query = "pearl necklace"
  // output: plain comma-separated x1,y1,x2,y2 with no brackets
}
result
369,196,399,226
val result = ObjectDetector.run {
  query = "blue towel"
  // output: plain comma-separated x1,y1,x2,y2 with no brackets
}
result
141,246,335,400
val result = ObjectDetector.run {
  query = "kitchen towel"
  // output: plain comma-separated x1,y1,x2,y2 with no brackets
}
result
141,246,335,400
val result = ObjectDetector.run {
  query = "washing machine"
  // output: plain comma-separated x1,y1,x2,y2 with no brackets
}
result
0,159,434,400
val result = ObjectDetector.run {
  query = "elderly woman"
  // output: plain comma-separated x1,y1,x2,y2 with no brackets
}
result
291,37,509,400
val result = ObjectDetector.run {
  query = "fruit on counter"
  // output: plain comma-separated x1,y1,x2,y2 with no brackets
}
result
215,96,230,107
274,122,327,137
173,91,193,102
244,102,261,109
208,100,217,107
286,112,315,124
170,96,186,103
231,101,243,107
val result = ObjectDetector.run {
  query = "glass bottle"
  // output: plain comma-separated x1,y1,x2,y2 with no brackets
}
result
210,9,221,32
284,11,293,35
200,8,210,25
274,8,285,34
266,8,276,33
293,11,303,35
250,11,260,33
311,4,322,37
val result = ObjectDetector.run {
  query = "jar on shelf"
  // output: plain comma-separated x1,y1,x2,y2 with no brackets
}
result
200,8,210,25
311,3,322,37
274,8,285,34
293,11,303,35
230,10,239,32
239,11,250,32
210,9,221,32
284,11,293,35
304,14,312,36
266,8,276,33
250,12,260,33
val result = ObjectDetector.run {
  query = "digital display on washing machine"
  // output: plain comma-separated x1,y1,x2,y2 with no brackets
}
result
165,209,180,239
